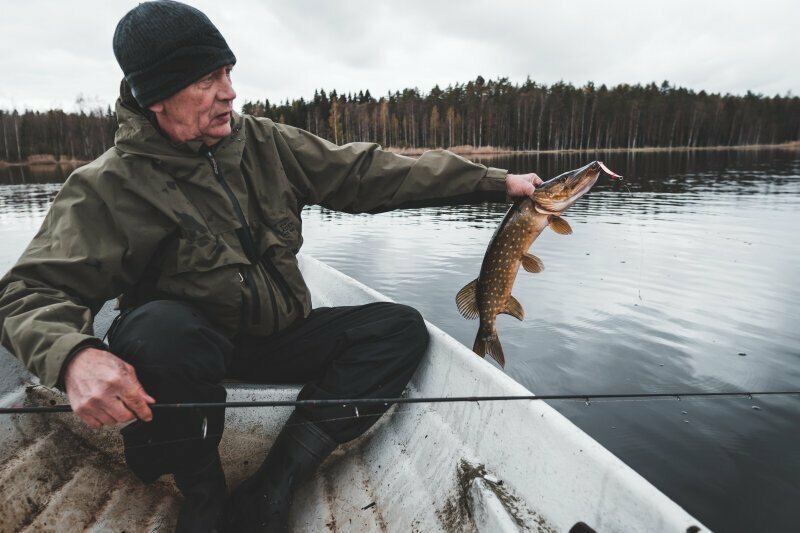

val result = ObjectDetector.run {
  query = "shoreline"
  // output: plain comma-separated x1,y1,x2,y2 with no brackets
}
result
386,140,800,157
1,141,798,166
0,159,89,168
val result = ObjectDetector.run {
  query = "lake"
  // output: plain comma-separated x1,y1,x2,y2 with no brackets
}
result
1,149,799,532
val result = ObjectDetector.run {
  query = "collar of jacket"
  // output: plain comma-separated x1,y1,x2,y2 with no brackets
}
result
113,95,247,185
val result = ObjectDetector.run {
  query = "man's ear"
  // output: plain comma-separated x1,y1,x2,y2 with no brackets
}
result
148,102,165,113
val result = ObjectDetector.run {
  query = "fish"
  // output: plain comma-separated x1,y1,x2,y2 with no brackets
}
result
456,161,622,367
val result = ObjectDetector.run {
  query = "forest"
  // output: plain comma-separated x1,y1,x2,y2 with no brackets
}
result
1,78,798,162
0,105,116,163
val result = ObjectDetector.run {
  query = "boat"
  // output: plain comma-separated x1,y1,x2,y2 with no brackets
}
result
0,254,706,532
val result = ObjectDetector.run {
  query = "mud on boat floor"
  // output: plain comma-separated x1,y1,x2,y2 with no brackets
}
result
437,460,558,533
0,410,180,533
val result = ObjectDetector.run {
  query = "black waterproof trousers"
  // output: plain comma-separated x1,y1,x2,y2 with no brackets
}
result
108,299,429,482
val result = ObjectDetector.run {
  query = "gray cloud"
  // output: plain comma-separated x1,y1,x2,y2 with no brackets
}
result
0,0,797,112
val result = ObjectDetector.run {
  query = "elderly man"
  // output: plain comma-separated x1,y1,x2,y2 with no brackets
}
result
0,1,542,531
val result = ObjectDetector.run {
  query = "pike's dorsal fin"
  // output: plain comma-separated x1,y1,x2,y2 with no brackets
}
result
521,253,544,273
502,294,525,321
549,215,573,235
456,279,480,319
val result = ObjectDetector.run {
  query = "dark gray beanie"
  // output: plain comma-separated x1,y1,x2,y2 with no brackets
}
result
113,0,236,108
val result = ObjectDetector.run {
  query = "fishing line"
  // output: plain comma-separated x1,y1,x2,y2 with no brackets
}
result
3,390,799,415
4,393,798,461
8,404,438,460
4,392,797,459
603,165,644,302
619,179,645,302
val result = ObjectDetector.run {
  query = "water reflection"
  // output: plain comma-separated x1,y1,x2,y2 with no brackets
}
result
0,183,62,271
1,151,799,532
0,163,80,185
478,149,800,193
299,149,800,533
0,184,61,216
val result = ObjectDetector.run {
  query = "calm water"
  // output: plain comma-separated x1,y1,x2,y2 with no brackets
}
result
1,151,799,531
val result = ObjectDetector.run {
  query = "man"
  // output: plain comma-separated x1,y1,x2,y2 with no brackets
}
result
0,1,542,531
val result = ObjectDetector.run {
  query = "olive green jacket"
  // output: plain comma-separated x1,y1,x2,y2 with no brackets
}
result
0,98,507,388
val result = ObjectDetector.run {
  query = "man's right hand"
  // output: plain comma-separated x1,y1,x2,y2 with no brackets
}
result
64,347,155,429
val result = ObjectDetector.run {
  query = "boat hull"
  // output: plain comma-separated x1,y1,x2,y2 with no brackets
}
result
0,254,706,532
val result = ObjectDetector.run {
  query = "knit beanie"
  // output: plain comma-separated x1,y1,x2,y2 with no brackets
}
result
113,0,236,108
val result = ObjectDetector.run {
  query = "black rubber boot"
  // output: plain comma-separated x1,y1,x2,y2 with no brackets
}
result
174,451,228,533
224,411,337,532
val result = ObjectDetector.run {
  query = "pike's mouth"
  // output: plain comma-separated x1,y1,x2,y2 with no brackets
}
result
570,172,599,198
536,170,600,213
534,161,620,214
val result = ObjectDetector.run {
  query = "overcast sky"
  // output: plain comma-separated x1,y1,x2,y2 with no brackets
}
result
1,0,798,112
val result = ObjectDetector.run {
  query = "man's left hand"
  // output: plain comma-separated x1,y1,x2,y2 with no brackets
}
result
506,173,544,199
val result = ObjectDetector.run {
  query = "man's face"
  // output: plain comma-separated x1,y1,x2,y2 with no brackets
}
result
148,65,237,146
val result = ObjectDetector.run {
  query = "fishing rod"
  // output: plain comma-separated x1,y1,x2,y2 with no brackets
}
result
2,390,799,415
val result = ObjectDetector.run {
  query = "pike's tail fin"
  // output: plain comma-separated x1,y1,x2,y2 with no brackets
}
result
473,330,506,368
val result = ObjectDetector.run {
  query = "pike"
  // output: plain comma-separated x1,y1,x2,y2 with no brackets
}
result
456,161,622,367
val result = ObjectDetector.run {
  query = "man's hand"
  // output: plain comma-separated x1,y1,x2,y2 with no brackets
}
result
64,347,155,429
506,173,545,199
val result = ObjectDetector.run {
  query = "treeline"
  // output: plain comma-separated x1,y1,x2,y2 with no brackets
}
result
243,78,800,151
1,79,798,162
0,105,117,163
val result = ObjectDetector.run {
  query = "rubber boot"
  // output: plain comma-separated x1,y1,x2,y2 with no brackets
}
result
174,451,228,533
224,411,337,532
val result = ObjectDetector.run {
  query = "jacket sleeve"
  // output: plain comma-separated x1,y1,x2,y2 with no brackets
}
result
0,170,169,388
272,122,508,213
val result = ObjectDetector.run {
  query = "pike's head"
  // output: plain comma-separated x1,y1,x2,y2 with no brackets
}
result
533,161,605,215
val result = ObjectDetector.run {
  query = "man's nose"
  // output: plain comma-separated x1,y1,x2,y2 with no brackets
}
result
219,75,236,101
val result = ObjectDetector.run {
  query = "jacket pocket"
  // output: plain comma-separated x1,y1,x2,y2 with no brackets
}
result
172,234,248,274
155,236,246,336
252,210,304,304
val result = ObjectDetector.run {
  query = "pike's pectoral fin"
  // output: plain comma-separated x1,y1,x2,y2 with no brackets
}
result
456,279,480,319
501,295,525,321
521,253,544,273
549,215,573,235
473,331,506,368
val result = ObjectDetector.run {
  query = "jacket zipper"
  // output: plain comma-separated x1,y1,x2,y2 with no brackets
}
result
204,150,275,328
237,267,260,324
260,256,295,313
